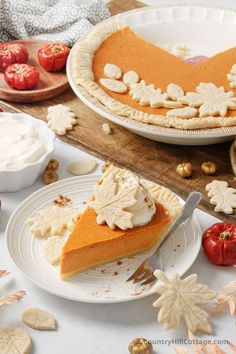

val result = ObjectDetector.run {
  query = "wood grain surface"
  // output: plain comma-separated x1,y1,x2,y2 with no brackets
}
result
0,0,235,223
0,40,69,102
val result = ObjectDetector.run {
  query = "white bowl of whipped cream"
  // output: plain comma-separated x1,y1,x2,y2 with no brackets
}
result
0,112,55,192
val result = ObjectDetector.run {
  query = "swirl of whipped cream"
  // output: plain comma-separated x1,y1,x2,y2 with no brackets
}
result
116,171,156,227
0,118,46,171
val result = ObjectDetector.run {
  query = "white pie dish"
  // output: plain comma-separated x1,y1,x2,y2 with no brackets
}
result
67,6,236,145
0,112,55,192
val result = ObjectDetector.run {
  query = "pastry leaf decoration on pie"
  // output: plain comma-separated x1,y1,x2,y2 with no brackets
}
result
27,206,80,237
178,82,236,117
227,64,236,88
206,180,236,214
90,172,138,230
129,80,168,107
153,271,216,334
129,80,180,108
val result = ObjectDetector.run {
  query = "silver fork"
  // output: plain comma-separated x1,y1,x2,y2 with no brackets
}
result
127,191,202,286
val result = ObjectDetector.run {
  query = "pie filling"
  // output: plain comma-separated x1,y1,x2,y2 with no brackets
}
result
92,27,236,117
72,18,236,129
60,204,171,279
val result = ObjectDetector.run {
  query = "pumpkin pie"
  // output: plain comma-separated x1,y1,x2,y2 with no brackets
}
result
71,18,236,130
60,165,182,279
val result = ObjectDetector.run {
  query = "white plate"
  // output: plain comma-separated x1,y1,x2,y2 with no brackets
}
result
6,175,201,303
67,6,236,145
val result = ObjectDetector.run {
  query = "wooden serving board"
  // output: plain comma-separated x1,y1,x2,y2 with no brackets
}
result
0,0,235,223
0,40,69,102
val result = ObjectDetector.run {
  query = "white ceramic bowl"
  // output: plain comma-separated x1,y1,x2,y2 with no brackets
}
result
0,112,55,192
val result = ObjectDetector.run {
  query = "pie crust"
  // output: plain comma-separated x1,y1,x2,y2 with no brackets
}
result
71,18,236,130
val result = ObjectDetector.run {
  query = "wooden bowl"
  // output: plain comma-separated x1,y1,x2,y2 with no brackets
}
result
0,40,69,102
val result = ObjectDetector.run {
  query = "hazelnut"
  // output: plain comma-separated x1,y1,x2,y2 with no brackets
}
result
176,162,193,178
42,170,59,185
128,338,153,354
46,159,59,171
201,161,217,175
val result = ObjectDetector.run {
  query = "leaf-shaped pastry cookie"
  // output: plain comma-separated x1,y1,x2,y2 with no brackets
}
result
153,271,216,334
0,328,32,354
67,159,97,175
104,63,122,79
89,172,138,230
206,180,236,214
129,80,181,108
167,83,184,100
27,205,80,237
178,82,236,117
42,236,65,264
47,104,77,135
167,107,197,119
21,307,56,330
227,64,236,88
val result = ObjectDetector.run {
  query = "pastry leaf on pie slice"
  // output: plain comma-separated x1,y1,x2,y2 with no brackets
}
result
153,271,216,334
90,172,138,230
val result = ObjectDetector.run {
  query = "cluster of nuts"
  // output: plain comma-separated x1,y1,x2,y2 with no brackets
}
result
176,161,217,178
42,159,59,185
128,338,153,354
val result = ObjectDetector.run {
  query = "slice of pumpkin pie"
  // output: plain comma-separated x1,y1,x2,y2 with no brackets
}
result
60,165,182,279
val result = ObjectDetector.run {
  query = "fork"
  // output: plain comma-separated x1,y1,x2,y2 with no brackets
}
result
127,191,202,286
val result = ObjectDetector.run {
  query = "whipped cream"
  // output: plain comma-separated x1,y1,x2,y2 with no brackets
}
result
90,169,156,230
116,171,156,227
0,118,47,171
